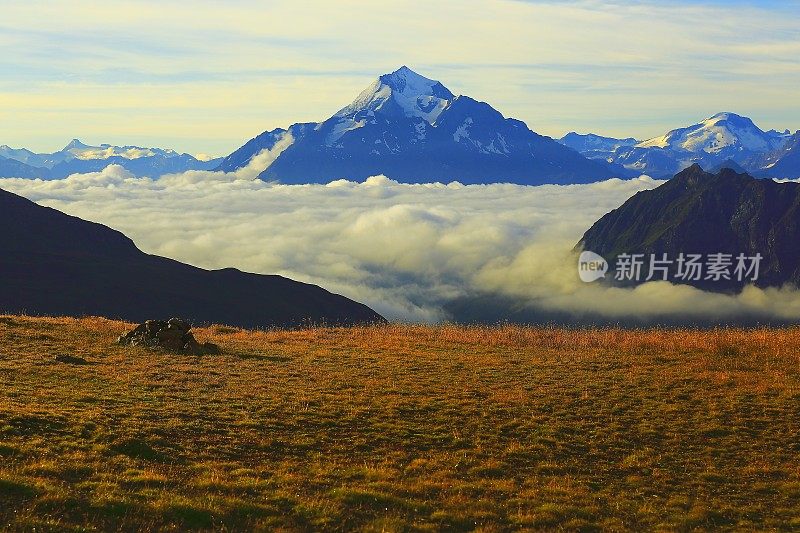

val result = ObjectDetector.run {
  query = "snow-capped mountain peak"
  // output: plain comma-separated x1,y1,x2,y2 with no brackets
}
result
236,68,617,185
0,138,222,178
335,66,455,125
56,140,185,161
700,112,766,139
0,145,39,166
63,138,89,151
637,111,786,154
706,111,752,124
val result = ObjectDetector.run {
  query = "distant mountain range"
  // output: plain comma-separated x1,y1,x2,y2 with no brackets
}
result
578,165,800,290
559,132,639,162
562,113,800,179
0,155,46,179
0,139,221,179
0,188,383,328
216,66,617,185
2,71,799,184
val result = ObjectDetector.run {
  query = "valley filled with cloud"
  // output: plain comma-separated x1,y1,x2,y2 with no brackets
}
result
4,162,800,324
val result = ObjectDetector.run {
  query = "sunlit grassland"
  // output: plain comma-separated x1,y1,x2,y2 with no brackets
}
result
1,316,800,531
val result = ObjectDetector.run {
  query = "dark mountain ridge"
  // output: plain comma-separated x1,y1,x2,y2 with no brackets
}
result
578,165,800,290
0,188,384,327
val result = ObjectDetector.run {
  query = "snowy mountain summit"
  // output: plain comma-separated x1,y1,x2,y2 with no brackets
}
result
571,112,799,178
336,66,455,124
217,66,615,185
638,112,788,154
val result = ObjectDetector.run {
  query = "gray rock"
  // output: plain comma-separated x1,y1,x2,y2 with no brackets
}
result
117,318,221,355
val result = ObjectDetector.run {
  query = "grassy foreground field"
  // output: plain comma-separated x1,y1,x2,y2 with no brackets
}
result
1,316,799,531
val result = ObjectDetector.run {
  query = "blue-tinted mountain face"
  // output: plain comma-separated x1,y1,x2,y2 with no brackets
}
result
759,132,800,179
218,67,617,185
0,155,49,179
559,132,639,162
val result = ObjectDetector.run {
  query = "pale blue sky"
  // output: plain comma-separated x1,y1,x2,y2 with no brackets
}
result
1,0,798,156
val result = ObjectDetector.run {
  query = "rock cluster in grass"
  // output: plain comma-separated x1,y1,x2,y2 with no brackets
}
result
117,318,221,355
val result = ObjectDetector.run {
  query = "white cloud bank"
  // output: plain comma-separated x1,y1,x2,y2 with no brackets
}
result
2,163,800,324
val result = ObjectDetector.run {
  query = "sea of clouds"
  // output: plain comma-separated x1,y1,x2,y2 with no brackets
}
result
3,154,800,324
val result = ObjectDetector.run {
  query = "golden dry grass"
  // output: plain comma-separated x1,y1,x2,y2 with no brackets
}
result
1,315,800,531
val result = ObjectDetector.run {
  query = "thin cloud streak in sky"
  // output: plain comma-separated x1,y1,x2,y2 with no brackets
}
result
3,163,800,324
